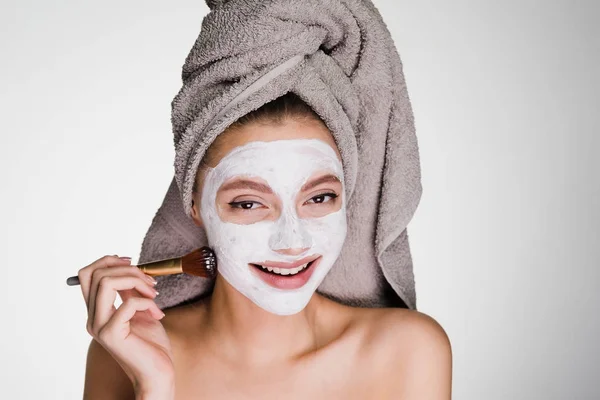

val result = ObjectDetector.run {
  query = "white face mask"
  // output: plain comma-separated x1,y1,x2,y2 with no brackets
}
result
199,138,347,315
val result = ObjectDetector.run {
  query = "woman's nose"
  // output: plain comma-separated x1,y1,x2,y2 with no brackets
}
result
268,211,313,253
273,247,310,256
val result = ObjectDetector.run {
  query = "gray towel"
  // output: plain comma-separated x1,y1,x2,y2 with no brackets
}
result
138,0,422,311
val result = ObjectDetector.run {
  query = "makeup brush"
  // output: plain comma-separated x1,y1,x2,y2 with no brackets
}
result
66,246,217,286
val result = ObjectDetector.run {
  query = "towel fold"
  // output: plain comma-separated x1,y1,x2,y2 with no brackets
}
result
138,0,422,310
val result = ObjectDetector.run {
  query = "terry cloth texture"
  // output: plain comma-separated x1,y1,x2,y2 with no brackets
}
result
138,0,422,310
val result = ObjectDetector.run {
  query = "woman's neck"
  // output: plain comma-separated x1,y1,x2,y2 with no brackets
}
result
203,274,325,367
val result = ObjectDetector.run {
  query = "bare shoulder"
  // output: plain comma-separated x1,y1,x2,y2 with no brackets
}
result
349,307,452,398
83,339,134,399
371,308,451,356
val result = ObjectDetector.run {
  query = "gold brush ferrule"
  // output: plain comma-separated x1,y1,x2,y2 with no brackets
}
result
137,257,183,277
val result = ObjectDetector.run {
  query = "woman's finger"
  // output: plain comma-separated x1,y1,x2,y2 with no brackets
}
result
91,276,158,335
119,274,157,303
97,297,164,344
77,255,129,306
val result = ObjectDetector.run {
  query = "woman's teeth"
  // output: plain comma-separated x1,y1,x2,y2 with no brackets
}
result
258,262,310,276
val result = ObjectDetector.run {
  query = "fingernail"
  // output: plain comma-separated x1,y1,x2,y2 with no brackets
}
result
154,289,160,296
145,275,157,285
119,256,131,260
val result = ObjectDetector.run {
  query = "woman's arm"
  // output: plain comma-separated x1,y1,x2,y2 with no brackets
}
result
366,309,452,399
83,338,135,399
83,338,176,400
388,311,453,399
402,313,452,400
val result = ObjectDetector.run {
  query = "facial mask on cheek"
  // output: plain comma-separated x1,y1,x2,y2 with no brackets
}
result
199,139,347,315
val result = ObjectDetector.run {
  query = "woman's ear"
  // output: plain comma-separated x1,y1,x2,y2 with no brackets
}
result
190,198,204,228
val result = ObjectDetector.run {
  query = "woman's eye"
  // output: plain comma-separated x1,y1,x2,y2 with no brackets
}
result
307,193,338,204
229,201,262,210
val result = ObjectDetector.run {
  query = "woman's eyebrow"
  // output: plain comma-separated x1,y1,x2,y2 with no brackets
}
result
219,179,273,194
301,174,341,191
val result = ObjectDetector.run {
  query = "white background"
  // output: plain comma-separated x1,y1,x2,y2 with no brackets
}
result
1,1,598,398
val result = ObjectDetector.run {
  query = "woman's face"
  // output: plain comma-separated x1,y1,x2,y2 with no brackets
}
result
191,118,347,315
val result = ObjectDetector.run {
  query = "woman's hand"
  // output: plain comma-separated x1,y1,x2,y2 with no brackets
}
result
78,255,175,398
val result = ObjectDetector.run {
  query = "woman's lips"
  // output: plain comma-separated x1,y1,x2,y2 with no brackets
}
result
248,255,321,290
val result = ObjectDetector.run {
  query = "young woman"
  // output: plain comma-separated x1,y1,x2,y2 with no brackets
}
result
78,93,452,399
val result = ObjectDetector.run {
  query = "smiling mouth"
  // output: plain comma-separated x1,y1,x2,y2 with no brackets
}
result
249,261,313,276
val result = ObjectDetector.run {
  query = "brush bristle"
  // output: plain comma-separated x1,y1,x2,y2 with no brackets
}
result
181,247,217,278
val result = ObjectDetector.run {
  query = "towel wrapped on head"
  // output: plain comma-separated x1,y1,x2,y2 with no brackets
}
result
138,0,422,310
